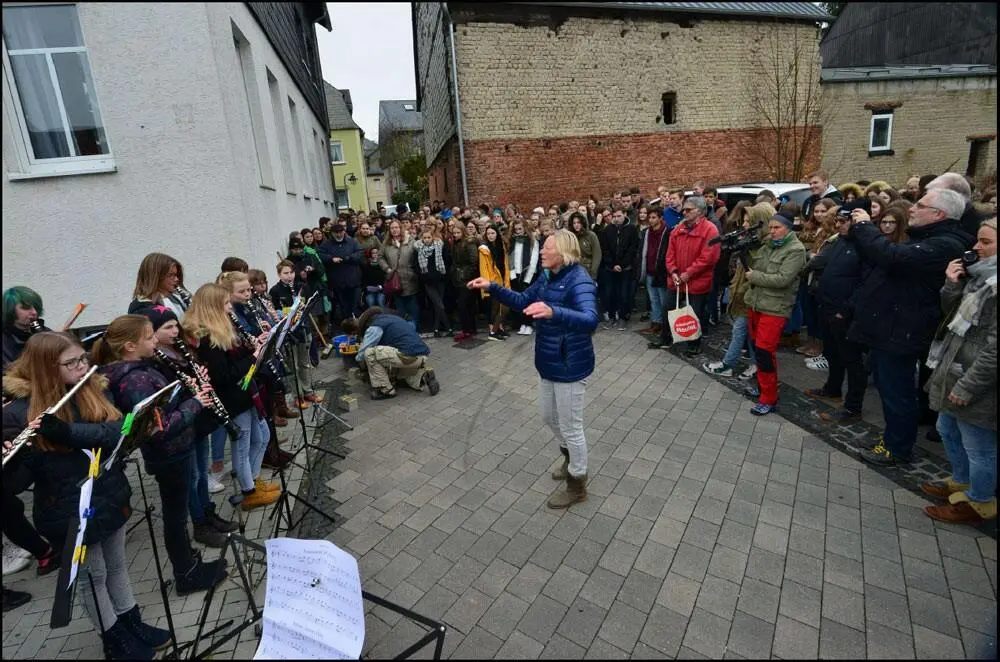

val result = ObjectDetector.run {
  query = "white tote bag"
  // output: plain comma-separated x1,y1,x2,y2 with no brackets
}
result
667,284,703,344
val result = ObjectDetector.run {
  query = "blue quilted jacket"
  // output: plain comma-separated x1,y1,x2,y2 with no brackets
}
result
488,263,599,383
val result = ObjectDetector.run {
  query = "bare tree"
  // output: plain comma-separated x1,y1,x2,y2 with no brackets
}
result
743,22,831,182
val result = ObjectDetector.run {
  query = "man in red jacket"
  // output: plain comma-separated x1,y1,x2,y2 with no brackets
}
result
648,195,721,356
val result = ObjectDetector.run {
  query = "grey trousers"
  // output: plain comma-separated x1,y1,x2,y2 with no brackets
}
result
79,524,136,631
539,377,588,477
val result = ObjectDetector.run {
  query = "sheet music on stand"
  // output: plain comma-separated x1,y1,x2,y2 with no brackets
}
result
254,538,365,660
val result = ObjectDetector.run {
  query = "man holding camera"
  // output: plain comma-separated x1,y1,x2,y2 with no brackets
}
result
846,188,974,466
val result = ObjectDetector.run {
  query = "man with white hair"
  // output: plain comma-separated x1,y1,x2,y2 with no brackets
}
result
927,172,991,237
844,187,975,466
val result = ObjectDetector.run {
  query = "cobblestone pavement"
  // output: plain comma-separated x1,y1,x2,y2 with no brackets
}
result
3,321,997,659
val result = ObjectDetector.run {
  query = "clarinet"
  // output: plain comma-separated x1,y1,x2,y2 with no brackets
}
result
28,319,45,334
153,345,241,441
228,310,257,348
174,284,193,308
240,304,288,377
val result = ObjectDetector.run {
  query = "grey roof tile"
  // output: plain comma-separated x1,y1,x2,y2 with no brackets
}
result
324,81,360,131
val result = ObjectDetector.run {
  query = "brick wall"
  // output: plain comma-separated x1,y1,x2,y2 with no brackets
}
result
458,127,821,209
414,1,456,167
449,10,822,141
821,75,998,187
427,137,462,205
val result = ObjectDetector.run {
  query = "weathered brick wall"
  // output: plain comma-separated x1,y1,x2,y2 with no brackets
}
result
450,11,822,141
414,1,456,167
461,127,821,209
820,75,998,187
428,137,462,205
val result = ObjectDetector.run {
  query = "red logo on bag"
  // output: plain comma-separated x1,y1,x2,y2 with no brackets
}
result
673,315,700,338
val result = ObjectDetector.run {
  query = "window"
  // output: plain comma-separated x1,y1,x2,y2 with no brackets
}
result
869,113,893,154
402,103,415,111
315,129,329,200
288,97,309,196
267,68,295,194
233,24,273,188
2,3,114,178
967,138,991,179
660,92,677,125
334,188,350,212
329,140,344,164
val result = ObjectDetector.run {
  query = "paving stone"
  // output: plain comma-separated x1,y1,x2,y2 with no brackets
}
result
563,537,607,575
670,543,712,583
681,607,732,659
717,519,755,554
942,555,996,600
639,605,688,658
438,555,487,595
903,554,951,594
539,634,587,659
865,584,912,635
617,569,661,613
655,571,702,617
866,621,916,659
496,630,545,660
899,529,942,565
633,539,675,580
451,626,504,659
507,563,554,603
773,614,819,659
949,589,997,636
958,626,996,661
498,533,542,567
583,637,631,660
543,564,590,607
783,550,824,591
863,552,908,595
707,545,748,585
479,592,531,640
908,586,961,638
752,522,790,556
598,539,642,577
819,617,867,659
745,546,785,587
472,558,520,599
912,624,966,659
727,610,774,659
596,600,647,652
579,566,627,610
823,583,866,631
649,516,687,549
518,594,570,645
737,576,781,624
861,526,902,563
682,518,721,552
937,531,984,565
556,597,608,647
695,574,741,620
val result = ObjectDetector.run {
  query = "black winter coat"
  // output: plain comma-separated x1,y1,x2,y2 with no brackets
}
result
599,223,640,271
100,360,202,471
847,219,974,355
813,236,870,318
2,324,50,372
318,237,363,289
2,378,131,546
194,340,256,417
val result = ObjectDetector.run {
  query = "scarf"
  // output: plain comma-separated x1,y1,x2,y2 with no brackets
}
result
770,234,793,249
926,255,997,369
415,239,446,275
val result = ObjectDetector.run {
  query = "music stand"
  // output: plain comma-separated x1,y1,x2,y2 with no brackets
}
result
187,534,447,660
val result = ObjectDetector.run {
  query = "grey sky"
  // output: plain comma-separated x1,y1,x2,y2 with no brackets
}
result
316,2,415,144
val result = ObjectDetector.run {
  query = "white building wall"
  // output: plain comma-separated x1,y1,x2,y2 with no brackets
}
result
1,2,333,325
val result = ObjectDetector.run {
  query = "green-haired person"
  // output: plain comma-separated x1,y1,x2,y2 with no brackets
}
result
2,286,48,371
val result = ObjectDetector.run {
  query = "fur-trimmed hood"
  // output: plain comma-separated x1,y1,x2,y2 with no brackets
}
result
2,373,110,400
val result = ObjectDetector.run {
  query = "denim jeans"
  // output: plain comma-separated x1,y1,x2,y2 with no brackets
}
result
539,377,588,478
364,291,386,309
210,425,226,465
869,348,919,460
722,315,756,368
188,435,212,522
394,294,420,331
151,456,196,577
937,413,997,503
232,409,269,492
645,276,667,324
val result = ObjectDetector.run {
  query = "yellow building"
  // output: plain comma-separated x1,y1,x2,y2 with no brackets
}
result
364,139,389,211
324,83,368,213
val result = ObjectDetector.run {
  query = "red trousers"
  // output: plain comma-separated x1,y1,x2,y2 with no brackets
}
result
747,309,787,406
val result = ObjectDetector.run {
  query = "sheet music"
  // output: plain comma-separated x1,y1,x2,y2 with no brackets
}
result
254,538,365,660
67,450,96,588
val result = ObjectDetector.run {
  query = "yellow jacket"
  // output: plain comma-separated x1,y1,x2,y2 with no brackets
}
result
478,245,510,298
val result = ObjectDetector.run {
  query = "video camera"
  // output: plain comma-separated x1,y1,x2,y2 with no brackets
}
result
709,222,763,253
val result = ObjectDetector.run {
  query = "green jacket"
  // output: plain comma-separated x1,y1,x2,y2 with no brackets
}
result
727,204,772,319
925,278,997,431
576,229,602,280
744,233,807,318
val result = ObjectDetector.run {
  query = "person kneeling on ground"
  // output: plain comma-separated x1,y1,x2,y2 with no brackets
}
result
342,308,440,400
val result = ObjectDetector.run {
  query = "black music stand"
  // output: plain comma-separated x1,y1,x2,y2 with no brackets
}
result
186,534,447,660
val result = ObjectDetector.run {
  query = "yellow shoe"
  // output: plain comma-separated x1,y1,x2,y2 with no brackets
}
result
255,477,280,493
240,488,280,511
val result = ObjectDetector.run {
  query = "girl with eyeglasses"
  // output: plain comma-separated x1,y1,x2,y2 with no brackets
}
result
878,203,910,244
2,332,169,659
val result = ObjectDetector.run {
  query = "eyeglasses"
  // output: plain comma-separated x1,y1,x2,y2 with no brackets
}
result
880,220,898,226
682,207,697,213
58,353,90,370
914,201,942,213
834,218,851,225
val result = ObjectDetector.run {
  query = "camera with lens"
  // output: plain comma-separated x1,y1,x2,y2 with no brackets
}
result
961,250,979,267
709,222,763,252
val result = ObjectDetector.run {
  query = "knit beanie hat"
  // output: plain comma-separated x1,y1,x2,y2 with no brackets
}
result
140,305,178,331
770,212,796,230
288,237,304,250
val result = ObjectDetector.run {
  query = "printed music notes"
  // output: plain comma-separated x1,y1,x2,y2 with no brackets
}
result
254,538,365,660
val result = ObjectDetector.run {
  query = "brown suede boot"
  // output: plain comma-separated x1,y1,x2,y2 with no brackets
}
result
551,447,570,481
274,396,300,419
920,476,970,500
547,474,587,509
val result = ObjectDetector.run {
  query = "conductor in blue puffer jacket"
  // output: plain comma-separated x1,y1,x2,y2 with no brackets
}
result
468,229,599,509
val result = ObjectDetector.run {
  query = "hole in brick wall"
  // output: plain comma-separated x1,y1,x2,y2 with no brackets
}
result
620,29,627,37
504,144,510,152
679,20,694,28
595,140,603,147
661,31,670,39
661,92,677,125
543,140,552,148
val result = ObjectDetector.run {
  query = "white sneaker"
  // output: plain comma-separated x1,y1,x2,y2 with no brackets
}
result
517,325,528,335
738,365,758,381
702,361,734,377
805,355,829,371
523,326,533,335
207,473,225,494
2,543,31,576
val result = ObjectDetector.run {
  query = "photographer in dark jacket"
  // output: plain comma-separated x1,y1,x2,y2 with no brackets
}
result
598,208,640,329
847,188,974,466
806,201,872,423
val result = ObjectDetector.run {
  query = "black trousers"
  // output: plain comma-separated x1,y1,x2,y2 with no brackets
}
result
506,280,531,327
423,281,450,332
822,313,868,413
2,465,50,558
660,290,709,349
456,287,478,334
151,455,197,577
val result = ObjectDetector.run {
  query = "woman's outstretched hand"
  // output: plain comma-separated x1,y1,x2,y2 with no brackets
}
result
467,278,490,290
524,302,553,319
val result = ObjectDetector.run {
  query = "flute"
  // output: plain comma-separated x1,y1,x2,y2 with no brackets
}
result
153,344,241,441
3,365,99,467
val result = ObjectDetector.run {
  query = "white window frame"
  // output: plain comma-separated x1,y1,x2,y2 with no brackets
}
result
329,139,345,164
232,22,274,189
334,187,350,212
2,3,116,180
869,113,893,153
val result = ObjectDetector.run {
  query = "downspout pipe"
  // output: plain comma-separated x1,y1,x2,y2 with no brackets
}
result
442,3,469,206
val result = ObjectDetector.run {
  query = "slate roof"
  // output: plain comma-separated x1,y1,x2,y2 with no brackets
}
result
821,64,998,82
324,81,360,132
507,1,832,21
379,100,423,133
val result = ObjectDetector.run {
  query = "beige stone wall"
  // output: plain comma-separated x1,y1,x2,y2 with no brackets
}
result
451,14,822,141
820,76,998,188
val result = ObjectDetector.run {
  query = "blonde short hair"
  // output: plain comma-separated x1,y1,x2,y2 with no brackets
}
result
548,229,581,266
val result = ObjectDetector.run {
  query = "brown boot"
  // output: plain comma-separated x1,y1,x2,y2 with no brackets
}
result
240,488,279,511
274,414,288,428
547,474,587,509
551,447,570,481
920,476,970,500
255,477,281,494
274,396,300,419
